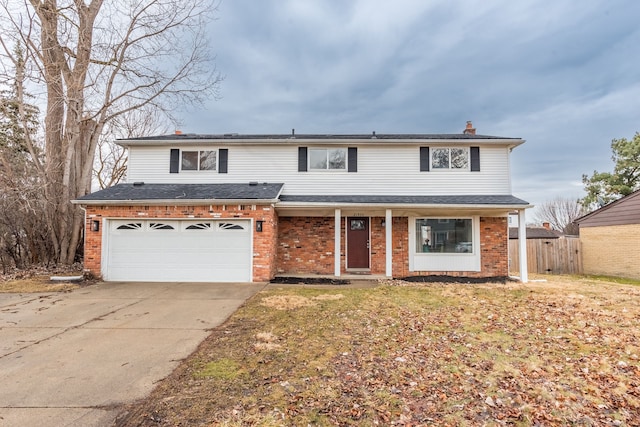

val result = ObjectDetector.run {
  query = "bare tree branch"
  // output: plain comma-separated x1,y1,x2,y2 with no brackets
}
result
534,197,586,235
0,0,222,264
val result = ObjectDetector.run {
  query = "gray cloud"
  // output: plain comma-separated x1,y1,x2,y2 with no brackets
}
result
180,0,640,215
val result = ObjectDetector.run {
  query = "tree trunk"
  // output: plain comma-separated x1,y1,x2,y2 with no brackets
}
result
32,0,102,264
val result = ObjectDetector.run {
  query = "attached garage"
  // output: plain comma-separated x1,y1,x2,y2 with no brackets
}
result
103,219,252,282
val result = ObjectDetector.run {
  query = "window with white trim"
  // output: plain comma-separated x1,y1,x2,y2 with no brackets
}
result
416,218,473,253
309,148,346,170
431,147,469,170
181,150,216,171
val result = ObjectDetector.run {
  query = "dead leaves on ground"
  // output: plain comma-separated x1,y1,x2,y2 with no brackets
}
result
120,280,640,426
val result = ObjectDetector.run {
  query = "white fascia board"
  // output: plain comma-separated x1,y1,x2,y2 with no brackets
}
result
71,198,280,206
117,138,525,148
275,201,533,210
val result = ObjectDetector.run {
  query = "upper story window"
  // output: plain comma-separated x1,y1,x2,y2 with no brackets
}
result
309,148,347,170
432,147,469,170
420,146,479,172
170,148,227,174
181,150,216,171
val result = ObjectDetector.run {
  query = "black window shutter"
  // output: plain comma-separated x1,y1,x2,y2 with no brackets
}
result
170,149,179,173
298,147,307,172
470,146,480,171
218,149,228,173
419,147,430,171
348,147,357,172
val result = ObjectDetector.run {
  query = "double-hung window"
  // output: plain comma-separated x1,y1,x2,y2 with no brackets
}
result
181,150,217,171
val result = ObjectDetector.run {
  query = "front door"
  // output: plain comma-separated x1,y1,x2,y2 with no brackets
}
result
347,217,370,269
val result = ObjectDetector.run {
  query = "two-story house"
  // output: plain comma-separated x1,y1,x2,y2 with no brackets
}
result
74,122,531,283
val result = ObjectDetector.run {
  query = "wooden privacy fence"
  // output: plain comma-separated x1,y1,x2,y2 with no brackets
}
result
509,237,582,275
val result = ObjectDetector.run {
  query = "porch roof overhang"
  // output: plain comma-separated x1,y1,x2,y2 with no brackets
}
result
275,194,532,217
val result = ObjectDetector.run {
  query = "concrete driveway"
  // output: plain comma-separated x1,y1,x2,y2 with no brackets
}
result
0,281,265,427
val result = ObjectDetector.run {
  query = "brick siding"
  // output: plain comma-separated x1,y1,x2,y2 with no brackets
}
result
580,224,640,279
276,216,338,275
276,215,508,278
84,208,509,281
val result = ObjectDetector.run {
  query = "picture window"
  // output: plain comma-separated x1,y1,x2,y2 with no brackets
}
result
416,218,473,254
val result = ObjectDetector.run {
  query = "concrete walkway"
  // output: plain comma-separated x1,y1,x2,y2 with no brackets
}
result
0,281,265,427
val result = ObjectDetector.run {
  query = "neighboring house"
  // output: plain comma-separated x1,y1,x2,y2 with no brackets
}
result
73,122,531,283
507,223,582,275
508,223,563,240
575,189,640,279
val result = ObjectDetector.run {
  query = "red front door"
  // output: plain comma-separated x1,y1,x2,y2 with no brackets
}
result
347,217,370,269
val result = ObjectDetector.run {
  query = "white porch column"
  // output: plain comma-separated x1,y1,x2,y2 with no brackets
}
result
334,208,341,277
518,209,529,283
385,209,393,277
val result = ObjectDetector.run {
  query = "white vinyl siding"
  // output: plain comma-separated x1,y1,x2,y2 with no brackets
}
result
126,145,512,196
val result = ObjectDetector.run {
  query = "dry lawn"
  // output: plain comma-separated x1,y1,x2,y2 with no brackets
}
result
116,276,640,426
0,275,80,293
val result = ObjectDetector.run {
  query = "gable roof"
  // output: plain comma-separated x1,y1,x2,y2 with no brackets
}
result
575,189,640,227
73,183,284,205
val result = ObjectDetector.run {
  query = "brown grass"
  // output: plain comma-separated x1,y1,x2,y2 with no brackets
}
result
0,275,80,293
116,275,640,426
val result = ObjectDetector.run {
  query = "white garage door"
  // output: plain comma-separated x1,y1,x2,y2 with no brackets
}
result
104,219,252,282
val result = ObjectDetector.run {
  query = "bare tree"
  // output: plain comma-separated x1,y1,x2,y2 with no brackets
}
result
534,197,586,235
0,0,222,264
94,106,170,189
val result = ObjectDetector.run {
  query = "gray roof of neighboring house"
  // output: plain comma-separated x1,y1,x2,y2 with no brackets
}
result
279,194,529,206
74,183,284,203
575,189,640,227
509,227,563,239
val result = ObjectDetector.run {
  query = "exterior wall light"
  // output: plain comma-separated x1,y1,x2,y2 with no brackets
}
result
256,220,264,232
91,220,100,232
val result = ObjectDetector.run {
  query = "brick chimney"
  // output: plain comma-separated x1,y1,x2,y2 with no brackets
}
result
463,121,476,135
175,130,182,135
542,222,551,230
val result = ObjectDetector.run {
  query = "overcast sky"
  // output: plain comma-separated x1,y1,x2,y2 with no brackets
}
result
178,0,640,217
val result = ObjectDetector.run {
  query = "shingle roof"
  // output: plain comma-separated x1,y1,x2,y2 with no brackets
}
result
509,227,563,239
279,194,530,206
120,133,520,141
75,184,530,208
75,183,284,203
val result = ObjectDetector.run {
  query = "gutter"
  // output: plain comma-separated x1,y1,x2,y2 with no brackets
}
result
275,201,533,210
71,198,281,206
117,138,526,148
